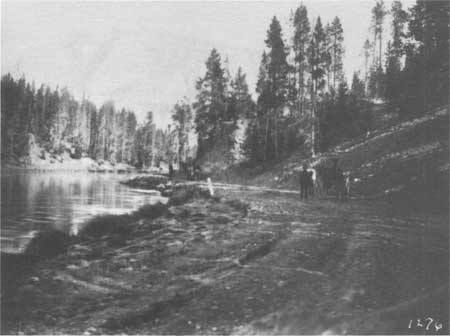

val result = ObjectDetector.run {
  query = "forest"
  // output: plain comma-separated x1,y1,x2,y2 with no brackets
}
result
1,0,448,169
0,76,181,168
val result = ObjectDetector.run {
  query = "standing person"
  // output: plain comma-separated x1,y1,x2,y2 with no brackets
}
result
332,158,339,179
335,165,346,200
168,162,174,180
344,172,351,197
307,169,314,197
300,164,310,200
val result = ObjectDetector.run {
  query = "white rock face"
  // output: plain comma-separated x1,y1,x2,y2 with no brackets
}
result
17,134,100,170
232,119,248,163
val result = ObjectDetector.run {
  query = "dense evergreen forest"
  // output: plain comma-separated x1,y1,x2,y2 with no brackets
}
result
189,0,448,165
0,75,182,168
2,0,448,169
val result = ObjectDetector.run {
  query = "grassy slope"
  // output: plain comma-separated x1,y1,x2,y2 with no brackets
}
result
214,106,449,211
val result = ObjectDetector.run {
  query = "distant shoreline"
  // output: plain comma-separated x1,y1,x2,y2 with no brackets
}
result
1,159,137,173
1,166,136,172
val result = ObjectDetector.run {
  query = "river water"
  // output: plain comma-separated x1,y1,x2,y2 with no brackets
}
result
1,171,166,253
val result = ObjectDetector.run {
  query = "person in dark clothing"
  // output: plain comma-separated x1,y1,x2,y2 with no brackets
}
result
307,170,314,197
168,162,174,180
335,166,346,200
331,158,346,200
300,164,310,199
332,158,339,177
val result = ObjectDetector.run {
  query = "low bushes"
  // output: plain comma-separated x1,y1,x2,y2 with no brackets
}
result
134,202,168,219
18,185,247,263
78,214,134,240
25,230,72,259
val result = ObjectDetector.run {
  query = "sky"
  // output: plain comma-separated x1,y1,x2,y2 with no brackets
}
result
1,0,414,126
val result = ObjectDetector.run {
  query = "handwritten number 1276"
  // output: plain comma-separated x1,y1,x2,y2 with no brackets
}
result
408,318,443,332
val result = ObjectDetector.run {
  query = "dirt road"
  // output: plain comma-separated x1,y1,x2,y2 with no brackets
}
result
2,186,448,335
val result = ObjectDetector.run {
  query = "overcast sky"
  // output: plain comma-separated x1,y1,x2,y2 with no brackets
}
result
2,1,414,126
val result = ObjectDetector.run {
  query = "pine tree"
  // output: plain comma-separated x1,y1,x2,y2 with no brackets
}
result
43,87,60,147
35,85,46,141
308,17,327,156
324,23,333,93
267,16,290,159
371,0,387,69
243,51,270,163
367,0,387,98
125,111,137,164
256,51,270,114
401,0,449,115
385,41,401,109
193,48,228,159
384,1,408,110
88,102,98,159
172,98,193,163
362,39,372,92
391,1,408,60
228,67,255,120
265,17,289,110
292,5,310,116
134,111,155,168
114,109,126,163
350,72,365,101
1,75,20,157
244,16,290,163
261,16,290,160
329,17,345,93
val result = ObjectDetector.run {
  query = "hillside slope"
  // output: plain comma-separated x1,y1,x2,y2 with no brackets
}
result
217,106,449,212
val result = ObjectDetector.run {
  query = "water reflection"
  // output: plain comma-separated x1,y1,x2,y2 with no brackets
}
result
1,171,165,253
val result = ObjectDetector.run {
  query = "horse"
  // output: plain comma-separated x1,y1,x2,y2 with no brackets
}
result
315,164,348,200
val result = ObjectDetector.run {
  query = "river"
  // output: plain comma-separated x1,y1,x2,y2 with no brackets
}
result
1,170,166,253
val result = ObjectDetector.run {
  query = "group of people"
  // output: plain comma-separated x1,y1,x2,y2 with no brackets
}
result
168,161,203,181
180,161,203,181
299,159,349,200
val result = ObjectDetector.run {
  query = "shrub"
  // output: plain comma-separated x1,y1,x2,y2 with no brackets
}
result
25,230,71,259
78,214,133,239
134,202,168,219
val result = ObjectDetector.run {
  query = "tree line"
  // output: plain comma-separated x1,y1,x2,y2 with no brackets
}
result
185,4,359,164
3,0,447,169
364,0,448,116
178,0,448,167
0,74,181,168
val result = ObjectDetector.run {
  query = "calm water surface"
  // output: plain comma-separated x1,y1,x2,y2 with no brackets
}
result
1,171,166,253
